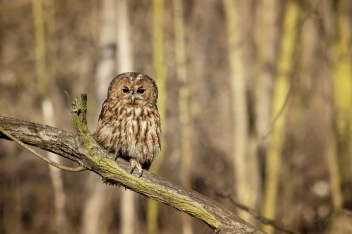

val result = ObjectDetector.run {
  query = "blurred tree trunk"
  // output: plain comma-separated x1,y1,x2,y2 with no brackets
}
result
80,1,117,234
327,0,351,217
32,0,67,232
45,0,57,85
116,1,137,234
261,1,300,233
333,0,352,206
255,0,281,164
188,0,216,120
223,0,259,224
322,1,352,233
147,0,166,233
255,0,281,226
280,2,318,226
173,0,193,234
188,0,218,181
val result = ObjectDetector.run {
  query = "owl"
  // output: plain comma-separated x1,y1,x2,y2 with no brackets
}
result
93,72,161,176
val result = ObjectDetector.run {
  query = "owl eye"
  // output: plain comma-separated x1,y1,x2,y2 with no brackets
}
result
137,89,145,94
122,88,129,93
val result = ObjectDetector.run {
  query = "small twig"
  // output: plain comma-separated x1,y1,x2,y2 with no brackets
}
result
261,85,293,140
206,180,299,234
0,125,86,172
261,0,324,141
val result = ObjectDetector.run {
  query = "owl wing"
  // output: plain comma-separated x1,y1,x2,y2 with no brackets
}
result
93,99,123,154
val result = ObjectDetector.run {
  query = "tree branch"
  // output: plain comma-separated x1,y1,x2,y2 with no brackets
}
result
0,93,265,234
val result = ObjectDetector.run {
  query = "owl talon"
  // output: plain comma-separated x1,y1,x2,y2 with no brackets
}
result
130,159,143,177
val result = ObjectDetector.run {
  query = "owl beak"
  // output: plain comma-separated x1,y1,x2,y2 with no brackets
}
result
131,95,135,104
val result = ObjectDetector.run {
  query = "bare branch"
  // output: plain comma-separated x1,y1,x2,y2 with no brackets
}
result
0,94,265,234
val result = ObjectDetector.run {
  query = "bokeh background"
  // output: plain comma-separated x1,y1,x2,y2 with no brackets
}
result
1,0,352,233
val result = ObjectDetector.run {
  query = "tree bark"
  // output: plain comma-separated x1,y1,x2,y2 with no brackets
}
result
0,94,265,234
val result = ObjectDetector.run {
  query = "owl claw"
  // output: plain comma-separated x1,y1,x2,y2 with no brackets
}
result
130,159,143,177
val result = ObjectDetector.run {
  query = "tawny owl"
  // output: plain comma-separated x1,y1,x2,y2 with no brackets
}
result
93,72,161,176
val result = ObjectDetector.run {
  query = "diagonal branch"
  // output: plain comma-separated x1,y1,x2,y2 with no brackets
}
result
0,93,265,234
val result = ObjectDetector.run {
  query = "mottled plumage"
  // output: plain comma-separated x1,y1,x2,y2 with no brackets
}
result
94,72,161,175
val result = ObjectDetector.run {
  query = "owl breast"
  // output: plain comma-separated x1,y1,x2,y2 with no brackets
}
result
94,102,161,170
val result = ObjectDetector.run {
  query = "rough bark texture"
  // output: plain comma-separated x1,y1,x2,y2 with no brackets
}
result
0,94,265,234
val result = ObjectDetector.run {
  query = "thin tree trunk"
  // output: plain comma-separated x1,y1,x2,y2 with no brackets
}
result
326,0,351,215
42,101,67,233
256,0,281,154
147,0,166,233
261,1,300,233
116,0,137,233
32,0,66,232
255,2,282,226
45,0,57,85
280,6,317,227
223,0,258,224
173,0,193,233
80,1,117,234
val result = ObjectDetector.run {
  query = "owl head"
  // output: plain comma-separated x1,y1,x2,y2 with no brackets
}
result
107,72,158,107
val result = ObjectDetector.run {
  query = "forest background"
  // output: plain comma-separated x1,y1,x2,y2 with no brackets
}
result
0,0,351,233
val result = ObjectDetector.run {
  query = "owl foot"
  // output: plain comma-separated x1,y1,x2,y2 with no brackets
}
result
130,159,143,177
